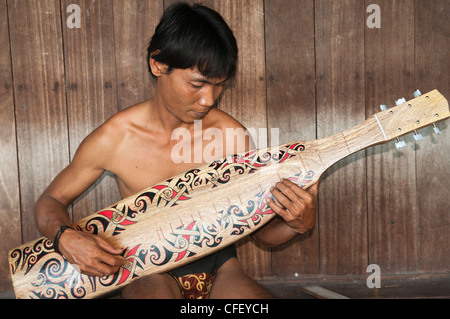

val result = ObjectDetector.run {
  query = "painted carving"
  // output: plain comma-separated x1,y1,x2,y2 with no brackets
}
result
9,143,307,299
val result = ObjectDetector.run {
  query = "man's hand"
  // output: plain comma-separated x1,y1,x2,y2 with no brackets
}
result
58,229,124,277
267,179,318,234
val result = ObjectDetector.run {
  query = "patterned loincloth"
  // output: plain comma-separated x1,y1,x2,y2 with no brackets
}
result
168,245,237,299
171,272,216,299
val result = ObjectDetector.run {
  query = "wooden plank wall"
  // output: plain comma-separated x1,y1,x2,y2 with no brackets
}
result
0,0,449,292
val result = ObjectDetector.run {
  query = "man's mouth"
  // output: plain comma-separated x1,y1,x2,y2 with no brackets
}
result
192,110,208,118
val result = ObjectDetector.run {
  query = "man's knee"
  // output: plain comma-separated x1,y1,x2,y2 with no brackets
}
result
209,259,273,299
121,273,181,299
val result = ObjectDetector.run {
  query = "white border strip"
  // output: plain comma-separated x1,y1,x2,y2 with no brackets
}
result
374,114,388,140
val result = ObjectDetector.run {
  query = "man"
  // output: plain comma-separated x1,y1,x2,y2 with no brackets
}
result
34,3,318,299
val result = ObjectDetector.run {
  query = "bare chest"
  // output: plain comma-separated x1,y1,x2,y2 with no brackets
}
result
110,137,208,198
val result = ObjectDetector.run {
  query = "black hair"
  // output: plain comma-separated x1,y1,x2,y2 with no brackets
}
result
147,2,238,80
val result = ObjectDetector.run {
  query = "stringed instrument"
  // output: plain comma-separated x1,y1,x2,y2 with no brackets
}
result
9,89,449,299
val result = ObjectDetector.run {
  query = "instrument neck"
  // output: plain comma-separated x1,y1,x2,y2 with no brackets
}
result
294,116,387,176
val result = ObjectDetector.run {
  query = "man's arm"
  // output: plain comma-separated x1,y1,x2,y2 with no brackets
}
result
34,125,124,277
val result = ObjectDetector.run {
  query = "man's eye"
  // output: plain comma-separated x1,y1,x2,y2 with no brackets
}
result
190,83,203,89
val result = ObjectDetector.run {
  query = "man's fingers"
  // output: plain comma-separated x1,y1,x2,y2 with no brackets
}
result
270,186,293,211
92,258,121,276
266,178,319,234
279,178,317,199
75,253,123,277
93,240,125,273
97,250,124,268
61,231,125,277
266,196,288,218
95,236,124,255
266,189,297,222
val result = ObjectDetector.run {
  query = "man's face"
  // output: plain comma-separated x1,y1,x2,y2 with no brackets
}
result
157,66,227,124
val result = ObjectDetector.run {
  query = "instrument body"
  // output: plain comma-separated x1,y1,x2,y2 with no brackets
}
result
8,90,449,299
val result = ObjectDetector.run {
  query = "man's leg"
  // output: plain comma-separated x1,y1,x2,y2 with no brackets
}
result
122,273,182,299
208,258,272,299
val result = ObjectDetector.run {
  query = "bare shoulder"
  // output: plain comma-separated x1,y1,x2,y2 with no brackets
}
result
74,102,148,169
206,108,246,130
205,108,255,154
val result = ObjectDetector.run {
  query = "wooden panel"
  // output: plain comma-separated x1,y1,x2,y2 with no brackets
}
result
415,0,450,272
365,0,418,273
264,0,318,278
213,0,267,129
113,0,162,110
61,0,121,221
315,0,367,275
2,0,450,295
8,0,69,242
0,0,22,290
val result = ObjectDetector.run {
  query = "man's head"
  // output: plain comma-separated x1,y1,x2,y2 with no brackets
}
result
147,2,238,81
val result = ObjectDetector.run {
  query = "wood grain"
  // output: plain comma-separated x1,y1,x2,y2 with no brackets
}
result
113,0,162,110
62,0,121,220
264,0,318,278
315,0,367,276
0,0,22,291
8,0,69,242
365,0,418,273
415,0,450,272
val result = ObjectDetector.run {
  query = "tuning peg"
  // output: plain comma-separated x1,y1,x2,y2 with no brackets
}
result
395,98,406,106
433,124,441,134
395,138,406,149
380,104,387,111
413,131,423,141
413,90,422,98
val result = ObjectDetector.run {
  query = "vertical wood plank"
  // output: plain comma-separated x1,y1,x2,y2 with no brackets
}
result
415,0,450,272
315,0,368,276
213,0,269,279
62,0,121,221
113,0,163,110
264,0,319,278
365,0,418,274
214,0,267,130
8,0,69,242
0,0,22,291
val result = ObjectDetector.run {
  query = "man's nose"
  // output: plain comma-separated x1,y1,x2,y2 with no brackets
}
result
199,85,223,107
199,86,215,107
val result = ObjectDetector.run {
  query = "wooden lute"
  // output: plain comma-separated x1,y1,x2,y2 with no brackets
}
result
9,90,449,299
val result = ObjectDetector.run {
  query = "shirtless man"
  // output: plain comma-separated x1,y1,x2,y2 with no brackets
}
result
34,3,318,299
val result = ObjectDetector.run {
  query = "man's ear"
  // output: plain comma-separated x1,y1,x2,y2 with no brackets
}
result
149,56,168,77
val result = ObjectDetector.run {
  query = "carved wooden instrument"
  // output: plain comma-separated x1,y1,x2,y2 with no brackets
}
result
9,90,449,299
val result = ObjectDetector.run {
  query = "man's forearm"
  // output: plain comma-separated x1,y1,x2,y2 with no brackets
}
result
251,217,299,248
34,195,72,240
